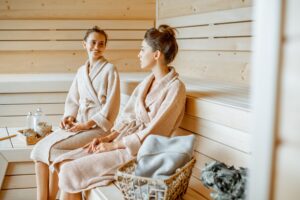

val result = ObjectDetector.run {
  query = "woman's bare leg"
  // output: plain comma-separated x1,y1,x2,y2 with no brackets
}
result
35,161,49,200
49,170,59,200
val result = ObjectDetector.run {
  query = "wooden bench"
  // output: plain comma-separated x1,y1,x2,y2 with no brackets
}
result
0,73,250,200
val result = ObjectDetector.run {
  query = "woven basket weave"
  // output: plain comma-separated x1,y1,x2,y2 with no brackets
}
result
116,157,196,200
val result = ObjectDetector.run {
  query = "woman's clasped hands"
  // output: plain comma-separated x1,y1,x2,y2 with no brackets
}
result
83,130,125,154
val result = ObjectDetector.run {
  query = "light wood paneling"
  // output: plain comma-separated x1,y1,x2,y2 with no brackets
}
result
2,175,36,189
285,0,300,38
188,176,209,200
185,96,250,132
194,134,250,167
0,20,153,30
0,30,145,40
175,51,250,84
0,93,67,105
0,40,141,51
0,153,8,188
181,115,251,153
177,38,251,51
0,50,143,73
0,115,62,128
0,188,36,200
158,0,252,19
6,162,35,175
157,7,252,27
274,145,300,200
0,0,155,20
177,22,251,39
279,40,300,145
0,104,64,116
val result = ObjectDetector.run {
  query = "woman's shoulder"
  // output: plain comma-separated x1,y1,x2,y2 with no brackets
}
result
103,61,118,73
169,78,186,94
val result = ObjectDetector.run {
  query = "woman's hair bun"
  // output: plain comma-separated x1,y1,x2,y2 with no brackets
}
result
158,24,176,37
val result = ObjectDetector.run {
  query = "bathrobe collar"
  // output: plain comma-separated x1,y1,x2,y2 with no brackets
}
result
137,67,178,124
82,57,108,106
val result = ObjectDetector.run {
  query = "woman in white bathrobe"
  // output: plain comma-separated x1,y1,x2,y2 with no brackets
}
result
30,26,120,200
51,24,186,200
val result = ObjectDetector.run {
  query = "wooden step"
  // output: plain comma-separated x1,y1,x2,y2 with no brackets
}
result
86,183,207,200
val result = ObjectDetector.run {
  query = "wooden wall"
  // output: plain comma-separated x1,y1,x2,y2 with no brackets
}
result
274,1,300,198
248,0,300,199
274,0,299,199
0,0,155,73
157,0,252,86
157,0,253,199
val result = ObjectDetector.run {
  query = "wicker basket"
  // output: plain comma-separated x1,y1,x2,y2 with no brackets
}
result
116,157,196,200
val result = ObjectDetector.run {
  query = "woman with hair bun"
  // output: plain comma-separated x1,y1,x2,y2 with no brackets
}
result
50,24,186,200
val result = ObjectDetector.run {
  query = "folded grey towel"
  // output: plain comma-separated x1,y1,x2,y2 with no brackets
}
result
135,134,195,179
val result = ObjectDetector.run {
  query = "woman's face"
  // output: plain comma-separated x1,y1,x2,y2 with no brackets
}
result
83,32,106,61
138,40,156,69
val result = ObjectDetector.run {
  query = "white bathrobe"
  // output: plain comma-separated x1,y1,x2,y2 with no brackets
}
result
51,67,186,193
30,57,120,164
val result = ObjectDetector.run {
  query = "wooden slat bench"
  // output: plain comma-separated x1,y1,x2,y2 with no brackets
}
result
0,73,250,199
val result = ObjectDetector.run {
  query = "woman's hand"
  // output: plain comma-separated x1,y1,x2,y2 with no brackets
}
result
93,141,125,153
83,137,102,153
60,116,76,129
68,120,96,132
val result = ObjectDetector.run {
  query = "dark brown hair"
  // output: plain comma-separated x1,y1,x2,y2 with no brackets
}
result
144,24,178,64
84,26,108,45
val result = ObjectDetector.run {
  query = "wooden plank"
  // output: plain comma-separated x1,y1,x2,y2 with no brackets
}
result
87,184,124,200
157,7,252,27
183,188,207,200
274,145,300,200
0,50,143,73
279,40,300,145
285,0,300,38
0,40,141,51
248,1,283,199
188,176,210,200
0,30,145,40
1,115,61,129
183,129,250,167
177,37,251,51
0,19,154,30
175,50,250,84
0,188,36,200
2,174,36,189
0,104,64,116
0,153,8,189
177,22,252,39
176,128,249,167
0,0,155,20
185,96,250,132
0,128,12,149
158,0,252,19
0,73,73,93
0,93,67,105
0,149,32,162
194,134,250,167
180,115,251,153
6,162,35,175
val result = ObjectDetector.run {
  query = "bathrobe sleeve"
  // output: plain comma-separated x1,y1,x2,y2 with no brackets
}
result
122,81,186,156
63,71,80,119
91,66,121,132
